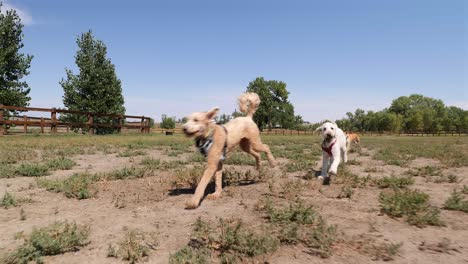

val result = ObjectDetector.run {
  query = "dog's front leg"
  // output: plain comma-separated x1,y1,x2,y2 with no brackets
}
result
186,163,217,209
207,162,223,200
319,153,329,181
328,150,341,176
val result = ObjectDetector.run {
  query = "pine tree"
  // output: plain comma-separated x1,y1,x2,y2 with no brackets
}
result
0,2,33,112
60,30,125,134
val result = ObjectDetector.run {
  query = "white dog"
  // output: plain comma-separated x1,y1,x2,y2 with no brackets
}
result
315,121,348,184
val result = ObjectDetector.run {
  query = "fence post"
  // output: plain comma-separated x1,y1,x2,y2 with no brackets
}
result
40,118,45,134
145,118,150,133
87,114,94,135
51,108,57,133
0,105,4,135
117,117,122,134
140,116,145,133
23,115,28,134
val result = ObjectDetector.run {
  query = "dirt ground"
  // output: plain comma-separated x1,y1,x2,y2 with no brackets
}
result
0,134,467,263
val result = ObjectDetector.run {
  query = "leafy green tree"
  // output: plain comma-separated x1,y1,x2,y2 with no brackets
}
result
0,3,33,113
246,77,298,130
160,114,175,129
60,31,125,134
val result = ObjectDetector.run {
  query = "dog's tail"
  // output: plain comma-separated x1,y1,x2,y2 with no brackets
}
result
238,92,260,118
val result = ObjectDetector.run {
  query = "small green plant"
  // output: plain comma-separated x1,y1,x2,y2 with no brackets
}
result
16,163,49,177
118,149,147,157
303,217,337,258
443,190,468,213
169,246,210,264
37,172,98,199
104,167,148,180
171,166,204,190
45,157,77,170
346,159,361,165
379,189,444,227
0,164,16,178
224,152,256,166
171,217,279,263
108,230,158,263
1,221,89,264
373,176,414,189
1,192,16,209
337,185,354,199
406,166,441,177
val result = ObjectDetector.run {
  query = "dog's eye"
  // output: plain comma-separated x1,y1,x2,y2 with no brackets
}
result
331,127,334,130
194,119,198,122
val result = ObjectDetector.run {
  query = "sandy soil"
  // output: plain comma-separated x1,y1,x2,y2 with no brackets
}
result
1,145,467,264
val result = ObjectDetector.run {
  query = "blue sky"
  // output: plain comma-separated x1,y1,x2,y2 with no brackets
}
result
3,0,467,122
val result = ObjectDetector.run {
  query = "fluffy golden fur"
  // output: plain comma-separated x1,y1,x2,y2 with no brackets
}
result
182,92,276,209
346,132,361,150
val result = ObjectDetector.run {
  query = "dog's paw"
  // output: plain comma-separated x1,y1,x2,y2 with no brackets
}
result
329,169,337,176
207,192,221,200
317,175,324,181
185,200,199,210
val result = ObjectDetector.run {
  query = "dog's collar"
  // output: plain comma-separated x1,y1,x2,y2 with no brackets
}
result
195,125,228,162
321,139,336,157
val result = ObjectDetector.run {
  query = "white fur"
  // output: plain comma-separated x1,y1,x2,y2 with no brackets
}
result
315,121,348,181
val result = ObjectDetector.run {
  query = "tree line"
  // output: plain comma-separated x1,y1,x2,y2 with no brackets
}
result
335,94,468,133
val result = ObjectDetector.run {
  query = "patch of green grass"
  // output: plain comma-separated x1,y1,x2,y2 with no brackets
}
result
303,217,338,258
117,149,147,157
189,153,206,163
373,176,415,189
37,172,98,199
0,164,16,178
285,159,315,173
373,148,411,166
171,166,204,190
337,184,354,199
15,163,49,177
108,229,158,263
45,157,77,170
1,221,89,264
171,217,279,263
1,192,32,209
224,152,256,166
379,189,444,227
346,159,361,165
260,199,338,258
223,168,259,186
169,246,210,264
406,166,442,177
443,190,468,213
1,192,17,209
104,167,149,180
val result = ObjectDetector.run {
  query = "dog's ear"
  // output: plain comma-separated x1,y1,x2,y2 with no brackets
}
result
206,107,220,120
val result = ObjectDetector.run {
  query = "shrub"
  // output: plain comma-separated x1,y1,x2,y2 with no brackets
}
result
108,230,158,263
45,157,77,170
1,192,16,209
37,173,98,199
373,176,414,189
443,190,468,213
16,163,49,177
160,115,176,129
1,222,89,264
379,189,444,227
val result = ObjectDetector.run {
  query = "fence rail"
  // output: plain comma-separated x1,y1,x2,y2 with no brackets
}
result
0,105,151,135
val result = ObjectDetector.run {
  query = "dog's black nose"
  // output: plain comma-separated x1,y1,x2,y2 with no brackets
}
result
183,128,187,133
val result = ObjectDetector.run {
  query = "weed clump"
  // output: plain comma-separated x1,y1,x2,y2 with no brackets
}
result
379,189,444,227
1,221,89,264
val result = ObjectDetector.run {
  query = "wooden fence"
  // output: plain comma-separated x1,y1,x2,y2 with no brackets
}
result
0,105,151,135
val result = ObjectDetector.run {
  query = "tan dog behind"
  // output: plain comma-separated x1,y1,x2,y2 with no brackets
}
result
346,132,360,150
182,92,277,209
